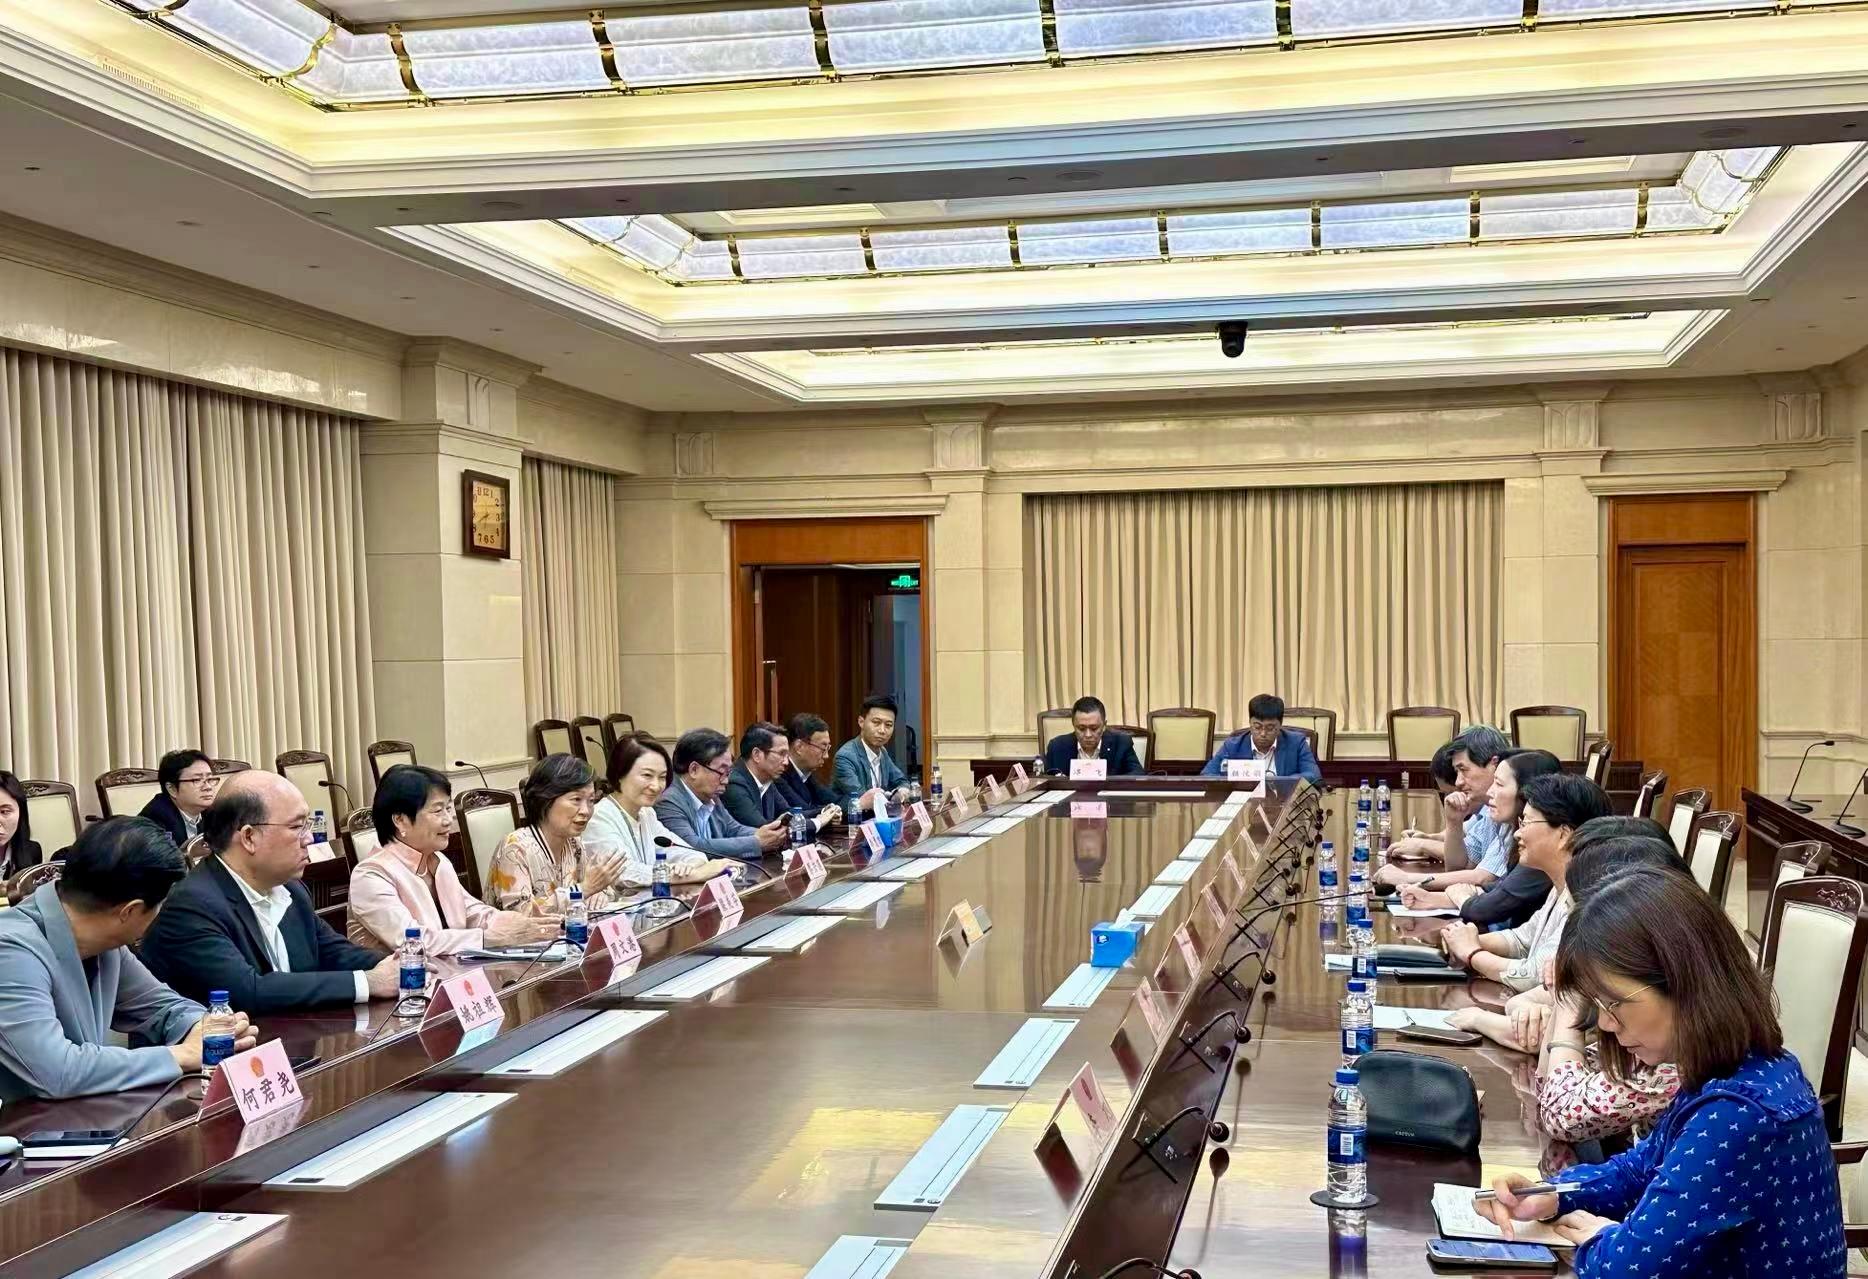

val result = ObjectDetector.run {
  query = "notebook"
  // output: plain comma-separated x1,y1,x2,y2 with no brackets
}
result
1431,1183,1571,1248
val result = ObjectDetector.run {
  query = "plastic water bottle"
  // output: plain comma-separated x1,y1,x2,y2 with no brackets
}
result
565,886,589,947
1350,826,1372,888
652,850,671,900
1357,779,1372,821
1327,1067,1369,1203
1340,978,1374,1065
1348,906,1378,998
930,764,945,805
399,927,425,997
201,989,237,1068
1030,755,1045,778
908,778,923,805
788,806,810,850
310,809,328,845
1317,839,1339,915
1375,780,1392,842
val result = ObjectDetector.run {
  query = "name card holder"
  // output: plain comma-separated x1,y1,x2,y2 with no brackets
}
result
423,968,507,1034
1038,1063,1118,1153
860,821,886,857
583,914,642,988
1197,884,1227,941
1220,850,1247,904
1224,758,1269,783
785,842,828,884
942,898,991,953
949,791,973,819
1172,922,1202,980
695,872,744,924
982,775,1005,804
1011,762,1029,783
910,801,932,829
1132,976,1170,1045
1068,758,1107,781
201,1040,303,1125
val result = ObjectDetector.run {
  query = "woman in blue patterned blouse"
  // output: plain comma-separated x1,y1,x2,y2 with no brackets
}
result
1478,866,1846,1277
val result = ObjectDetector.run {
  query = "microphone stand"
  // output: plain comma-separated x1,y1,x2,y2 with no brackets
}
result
318,777,354,825
1785,739,1837,814
1834,767,1868,838
454,759,493,790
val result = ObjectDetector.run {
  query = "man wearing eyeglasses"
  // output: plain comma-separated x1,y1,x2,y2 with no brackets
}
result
140,771,402,1015
140,749,219,848
655,728,790,864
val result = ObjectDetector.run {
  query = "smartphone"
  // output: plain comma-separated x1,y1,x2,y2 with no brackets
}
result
1426,1238,1557,1269
1399,1024,1484,1047
21,1129,124,1160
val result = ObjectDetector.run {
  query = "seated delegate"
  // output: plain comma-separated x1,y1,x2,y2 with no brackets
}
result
138,748,218,848
0,817,256,1101
722,722,792,829
657,729,789,863
1377,727,1513,890
1201,694,1322,785
584,734,736,886
832,695,912,815
1480,866,1846,1275
141,772,398,1013
1395,748,1563,928
772,713,843,828
1042,696,1142,776
489,754,630,914
348,765,558,955
0,770,46,878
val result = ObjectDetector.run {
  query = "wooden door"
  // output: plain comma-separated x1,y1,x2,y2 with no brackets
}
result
1609,496,1756,814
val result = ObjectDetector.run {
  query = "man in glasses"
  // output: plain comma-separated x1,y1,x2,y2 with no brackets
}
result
656,728,789,864
140,748,219,847
141,771,401,1015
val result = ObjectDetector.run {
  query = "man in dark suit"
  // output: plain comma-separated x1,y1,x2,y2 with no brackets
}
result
772,713,844,831
1202,693,1323,785
721,722,791,830
141,771,396,1015
1042,696,1143,776
139,749,216,847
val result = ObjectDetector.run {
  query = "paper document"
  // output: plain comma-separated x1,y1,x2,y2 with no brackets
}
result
1385,902,1459,918
1372,1006,1457,1031
1431,1183,1570,1247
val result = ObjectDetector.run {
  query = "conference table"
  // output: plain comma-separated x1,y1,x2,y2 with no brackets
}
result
0,780,1570,1278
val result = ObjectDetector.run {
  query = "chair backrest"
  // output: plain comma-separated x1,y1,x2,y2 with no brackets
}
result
366,740,417,784
1282,708,1337,761
1582,739,1612,785
1762,875,1868,1124
572,716,609,778
532,719,575,760
456,788,519,899
95,768,161,819
1290,726,1319,759
3,858,62,902
1632,769,1667,819
275,750,337,821
1685,810,1740,906
1146,708,1217,766
209,758,251,776
1667,787,1709,856
340,807,380,869
22,781,80,860
1110,725,1150,769
179,835,209,868
603,713,635,748
1387,707,1461,760
1510,705,1587,761
1036,707,1075,750
1761,841,1832,957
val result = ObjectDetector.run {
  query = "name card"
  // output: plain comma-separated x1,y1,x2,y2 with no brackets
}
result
1011,763,1029,782
589,914,642,970
1220,850,1246,903
437,968,507,1034
1135,976,1169,1044
204,1040,302,1125
786,842,826,879
1173,922,1201,978
1069,758,1107,781
910,801,932,829
1198,884,1227,938
697,873,743,919
860,821,886,856
983,775,1004,803
947,899,986,947
1224,758,1269,783
950,791,973,818
1070,801,1108,819
1041,1063,1118,1151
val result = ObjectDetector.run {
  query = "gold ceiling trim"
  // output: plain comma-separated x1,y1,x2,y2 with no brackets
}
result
1522,1,1539,31
1038,0,1063,66
1007,220,1023,268
1467,191,1481,243
859,227,877,272
1154,211,1170,262
590,10,627,90
384,24,429,101
275,19,336,84
806,0,838,78
727,235,746,280
1634,181,1651,233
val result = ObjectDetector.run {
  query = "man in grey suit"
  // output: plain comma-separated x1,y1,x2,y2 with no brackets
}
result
0,817,257,1101
655,728,788,864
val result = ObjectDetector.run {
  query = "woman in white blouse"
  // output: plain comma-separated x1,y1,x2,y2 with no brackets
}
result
584,733,736,888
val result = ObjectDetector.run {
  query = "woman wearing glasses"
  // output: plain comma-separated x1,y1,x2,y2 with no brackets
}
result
487,755,629,915
1479,866,1846,1273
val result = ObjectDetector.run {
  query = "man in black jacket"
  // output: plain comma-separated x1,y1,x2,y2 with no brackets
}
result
1041,697,1144,776
721,722,791,831
138,749,216,847
141,771,397,1015
772,713,844,832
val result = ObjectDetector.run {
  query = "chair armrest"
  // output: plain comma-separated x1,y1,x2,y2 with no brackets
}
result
1831,1140,1868,1166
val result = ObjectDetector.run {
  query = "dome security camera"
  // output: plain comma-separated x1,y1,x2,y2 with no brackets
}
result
1217,321,1250,358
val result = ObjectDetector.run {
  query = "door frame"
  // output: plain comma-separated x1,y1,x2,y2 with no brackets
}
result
728,517,932,780
1605,494,1757,811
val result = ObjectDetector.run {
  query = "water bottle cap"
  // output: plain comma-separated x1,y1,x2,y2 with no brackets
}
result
209,989,229,1003
1335,1067,1359,1086
405,927,421,939
569,886,583,900
1347,979,1367,993
791,806,803,814
656,849,667,859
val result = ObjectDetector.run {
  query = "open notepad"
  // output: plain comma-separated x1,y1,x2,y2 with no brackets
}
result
1371,1006,1457,1031
1432,1183,1571,1248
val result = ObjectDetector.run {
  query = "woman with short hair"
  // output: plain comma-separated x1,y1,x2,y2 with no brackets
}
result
583,733,735,888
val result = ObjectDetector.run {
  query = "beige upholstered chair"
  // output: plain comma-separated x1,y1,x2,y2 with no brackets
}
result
1666,787,1710,856
276,750,339,821
532,719,575,760
1685,810,1741,907
95,768,161,819
340,807,381,869
1036,707,1075,752
603,713,635,750
1510,705,1587,761
1632,769,1667,819
1110,725,1151,769
22,780,80,860
208,758,251,777
1762,875,1868,1139
1386,707,1461,760
456,788,519,899
1582,739,1612,785
1760,841,1831,957
367,740,417,784
572,716,609,778
1146,707,1217,770
1282,708,1338,761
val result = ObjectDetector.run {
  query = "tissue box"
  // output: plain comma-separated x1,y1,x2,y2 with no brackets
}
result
1090,920,1143,968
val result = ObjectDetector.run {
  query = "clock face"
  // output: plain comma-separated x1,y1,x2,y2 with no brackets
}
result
470,480,505,549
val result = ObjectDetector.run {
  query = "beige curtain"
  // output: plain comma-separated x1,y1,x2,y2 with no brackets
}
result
0,347,376,805
521,457,621,725
1026,482,1501,735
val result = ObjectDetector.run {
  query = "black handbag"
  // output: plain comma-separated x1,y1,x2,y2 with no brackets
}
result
1353,1048,1482,1154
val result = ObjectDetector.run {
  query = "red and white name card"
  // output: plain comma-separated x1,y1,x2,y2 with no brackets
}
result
785,843,826,879
1070,801,1108,819
1134,976,1169,1044
1224,758,1269,783
1198,884,1227,938
950,791,973,818
860,820,886,856
1011,762,1029,782
1220,850,1246,902
1039,1063,1118,1151
1173,922,1201,978
1068,758,1107,781
910,801,932,829
697,873,743,919
982,775,1005,803
588,914,642,969
202,1040,302,1124
436,968,507,1033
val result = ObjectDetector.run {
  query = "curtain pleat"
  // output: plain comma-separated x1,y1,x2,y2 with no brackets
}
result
1026,483,1502,735
0,347,375,807
520,456,621,725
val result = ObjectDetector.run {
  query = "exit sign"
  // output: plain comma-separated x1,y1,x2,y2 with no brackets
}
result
888,573,920,590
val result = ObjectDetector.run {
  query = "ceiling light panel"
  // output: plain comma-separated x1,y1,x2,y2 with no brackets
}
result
825,0,1047,73
607,7,822,87
399,21,611,97
737,234,870,278
1319,197,1469,249
1479,188,1638,239
1052,0,1277,57
1016,217,1161,264
1541,0,1775,18
125,0,328,76
1291,0,1523,39
1167,207,1312,255
869,225,1015,271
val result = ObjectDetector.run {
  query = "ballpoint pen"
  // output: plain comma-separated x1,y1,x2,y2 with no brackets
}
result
1473,1182,1573,1202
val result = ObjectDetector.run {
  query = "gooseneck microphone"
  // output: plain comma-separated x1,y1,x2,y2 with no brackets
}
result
1785,739,1837,814
454,759,492,790
1833,767,1868,838
1209,890,1376,996
318,777,355,821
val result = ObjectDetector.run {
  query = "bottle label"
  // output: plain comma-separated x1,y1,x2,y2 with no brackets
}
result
1328,1124,1366,1165
401,963,425,992
1341,1028,1360,1056
1354,1026,1375,1055
1352,955,1378,981
565,920,589,946
202,1035,236,1068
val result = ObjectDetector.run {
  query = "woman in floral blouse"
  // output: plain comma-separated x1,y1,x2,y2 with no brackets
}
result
487,754,629,915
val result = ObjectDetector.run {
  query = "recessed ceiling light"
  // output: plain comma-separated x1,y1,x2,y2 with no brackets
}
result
614,196,631,204
1846,295,1860,302
395,206,412,213
22,165,39,172
491,327,504,333
1776,346,1786,352
1314,155,1332,163
1006,175,1028,183
481,199,524,211
398,295,416,301
306,264,320,270
1701,126,1747,140
1055,169,1102,181
177,219,200,228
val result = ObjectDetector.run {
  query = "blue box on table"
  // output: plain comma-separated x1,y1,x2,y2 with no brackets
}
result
1089,920,1143,968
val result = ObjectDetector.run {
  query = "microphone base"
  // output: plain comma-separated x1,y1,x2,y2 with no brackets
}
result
1784,797,1815,813
1833,820,1866,838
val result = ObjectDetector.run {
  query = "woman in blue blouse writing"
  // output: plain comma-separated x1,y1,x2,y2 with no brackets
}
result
1478,866,1845,1277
